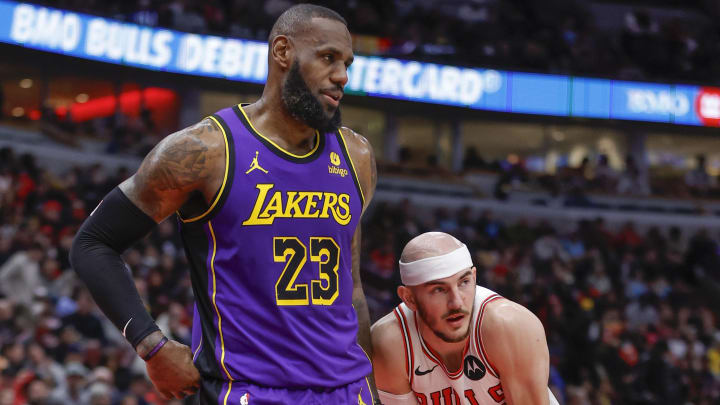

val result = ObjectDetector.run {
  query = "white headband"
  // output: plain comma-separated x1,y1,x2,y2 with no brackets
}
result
399,244,473,286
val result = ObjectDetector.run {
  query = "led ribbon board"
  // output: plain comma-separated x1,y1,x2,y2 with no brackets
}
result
1,0,718,127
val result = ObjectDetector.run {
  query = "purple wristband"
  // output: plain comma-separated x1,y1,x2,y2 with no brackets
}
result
142,336,168,361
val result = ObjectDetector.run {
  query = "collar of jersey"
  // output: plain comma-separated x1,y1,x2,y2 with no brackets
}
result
414,311,471,380
235,104,325,163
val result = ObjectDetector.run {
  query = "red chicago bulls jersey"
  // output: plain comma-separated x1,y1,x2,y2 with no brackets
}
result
393,287,559,405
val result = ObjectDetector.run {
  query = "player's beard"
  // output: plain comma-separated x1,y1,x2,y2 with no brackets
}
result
281,60,342,133
417,301,472,343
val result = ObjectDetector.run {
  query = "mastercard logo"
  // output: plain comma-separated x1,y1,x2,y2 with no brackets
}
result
695,87,720,127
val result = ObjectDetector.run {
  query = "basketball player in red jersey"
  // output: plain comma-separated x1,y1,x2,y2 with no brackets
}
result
371,232,559,405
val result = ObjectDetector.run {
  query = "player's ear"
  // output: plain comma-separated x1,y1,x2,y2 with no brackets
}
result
271,35,293,70
397,286,417,311
471,266,477,284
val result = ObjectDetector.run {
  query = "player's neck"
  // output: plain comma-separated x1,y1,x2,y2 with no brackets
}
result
418,320,469,371
243,97,318,154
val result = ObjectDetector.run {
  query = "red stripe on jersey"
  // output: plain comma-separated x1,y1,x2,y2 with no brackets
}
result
393,308,411,382
474,294,503,378
396,307,416,387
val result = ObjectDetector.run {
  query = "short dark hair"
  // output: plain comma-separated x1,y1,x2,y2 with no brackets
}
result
268,4,347,44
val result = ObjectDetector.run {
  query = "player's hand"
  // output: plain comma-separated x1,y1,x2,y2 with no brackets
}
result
140,333,201,399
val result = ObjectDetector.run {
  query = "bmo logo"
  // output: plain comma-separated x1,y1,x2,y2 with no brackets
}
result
696,88,720,127
626,89,689,116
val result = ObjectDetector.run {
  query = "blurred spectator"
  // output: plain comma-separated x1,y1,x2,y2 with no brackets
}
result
0,243,44,307
130,0,158,26
457,0,490,24
617,155,650,196
685,154,716,197
49,362,87,404
592,154,618,193
168,1,206,33
24,377,60,405
493,155,528,200
38,107,77,147
61,290,106,343
624,9,659,36
27,343,65,399
462,146,486,171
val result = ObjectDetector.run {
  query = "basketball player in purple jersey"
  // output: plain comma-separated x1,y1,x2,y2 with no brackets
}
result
70,5,380,404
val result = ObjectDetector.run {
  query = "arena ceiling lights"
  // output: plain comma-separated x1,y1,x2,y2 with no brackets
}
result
2,0,719,127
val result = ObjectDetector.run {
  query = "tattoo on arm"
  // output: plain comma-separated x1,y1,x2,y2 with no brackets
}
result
152,138,210,191
120,119,223,222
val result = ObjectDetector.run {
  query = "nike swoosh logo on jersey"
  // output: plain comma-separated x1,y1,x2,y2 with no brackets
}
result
414,365,438,376
122,318,133,338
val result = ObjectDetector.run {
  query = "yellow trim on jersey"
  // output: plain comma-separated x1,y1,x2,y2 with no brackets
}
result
237,104,321,158
208,221,234,381
192,335,203,361
178,115,230,223
365,377,376,405
223,380,232,405
337,128,366,208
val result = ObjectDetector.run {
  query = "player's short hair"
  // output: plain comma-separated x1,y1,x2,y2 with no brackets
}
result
268,4,347,45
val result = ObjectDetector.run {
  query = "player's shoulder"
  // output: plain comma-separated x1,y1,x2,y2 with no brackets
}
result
338,126,377,205
371,311,404,341
371,311,410,383
481,298,545,343
483,298,540,328
480,298,550,379
183,118,226,147
339,126,374,159
339,126,371,148
371,311,407,363
155,118,226,159
119,118,227,222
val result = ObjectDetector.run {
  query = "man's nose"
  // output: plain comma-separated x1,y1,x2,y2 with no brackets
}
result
330,64,348,88
448,287,463,310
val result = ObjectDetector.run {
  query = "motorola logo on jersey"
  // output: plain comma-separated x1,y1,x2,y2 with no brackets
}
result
242,183,352,226
463,355,486,381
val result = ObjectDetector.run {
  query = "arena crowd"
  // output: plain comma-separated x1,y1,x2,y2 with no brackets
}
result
29,0,720,85
1,145,720,404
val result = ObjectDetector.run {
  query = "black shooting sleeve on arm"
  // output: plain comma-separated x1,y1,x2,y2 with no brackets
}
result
70,187,160,348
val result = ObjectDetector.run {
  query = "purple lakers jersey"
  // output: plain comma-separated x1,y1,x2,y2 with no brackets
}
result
178,104,371,389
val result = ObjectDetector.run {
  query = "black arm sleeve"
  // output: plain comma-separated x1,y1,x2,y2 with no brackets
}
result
70,187,160,348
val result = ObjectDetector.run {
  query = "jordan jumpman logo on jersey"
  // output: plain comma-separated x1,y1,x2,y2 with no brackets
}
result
246,151,269,174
